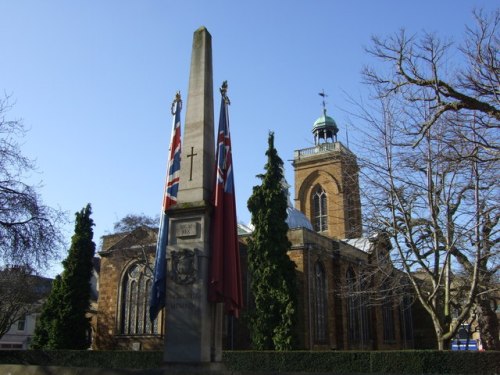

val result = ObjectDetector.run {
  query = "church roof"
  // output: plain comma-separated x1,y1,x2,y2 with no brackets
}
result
237,222,253,235
237,208,313,233
100,226,157,253
343,237,373,253
343,232,390,254
286,206,313,230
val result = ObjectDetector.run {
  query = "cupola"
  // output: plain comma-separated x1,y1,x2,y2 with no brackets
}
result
313,90,338,144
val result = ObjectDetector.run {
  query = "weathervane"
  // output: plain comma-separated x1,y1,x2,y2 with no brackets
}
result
319,89,329,116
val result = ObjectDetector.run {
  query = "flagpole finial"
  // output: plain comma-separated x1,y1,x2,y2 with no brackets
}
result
220,81,230,105
171,91,182,115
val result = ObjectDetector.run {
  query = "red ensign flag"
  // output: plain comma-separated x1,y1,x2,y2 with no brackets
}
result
209,82,243,317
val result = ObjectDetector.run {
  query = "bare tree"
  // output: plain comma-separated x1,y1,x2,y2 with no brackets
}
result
0,95,65,269
350,91,499,350
363,9,499,153
112,213,158,233
110,214,158,272
0,266,51,339
353,9,500,350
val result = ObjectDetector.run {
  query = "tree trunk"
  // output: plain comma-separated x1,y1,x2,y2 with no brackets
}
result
432,318,448,351
437,338,445,351
436,336,452,351
476,297,500,350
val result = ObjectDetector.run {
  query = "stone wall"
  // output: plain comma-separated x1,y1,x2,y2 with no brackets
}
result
293,142,362,240
95,228,163,351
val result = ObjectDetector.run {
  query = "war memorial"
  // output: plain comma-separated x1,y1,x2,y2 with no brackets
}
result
0,26,498,375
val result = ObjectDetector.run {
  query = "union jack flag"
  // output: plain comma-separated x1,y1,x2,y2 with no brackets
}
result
150,92,182,322
162,94,182,210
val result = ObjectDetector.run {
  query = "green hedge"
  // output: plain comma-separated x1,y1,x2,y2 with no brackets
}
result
0,350,498,374
0,350,163,369
221,351,500,374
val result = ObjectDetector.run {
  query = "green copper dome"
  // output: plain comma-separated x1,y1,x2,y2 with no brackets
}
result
312,110,339,144
312,113,338,133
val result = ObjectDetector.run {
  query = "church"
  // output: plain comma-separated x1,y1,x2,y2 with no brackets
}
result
93,101,433,351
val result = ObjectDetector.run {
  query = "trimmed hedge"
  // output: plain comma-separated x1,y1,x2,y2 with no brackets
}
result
0,350,163,369
0,350,498,374
222,350,500,374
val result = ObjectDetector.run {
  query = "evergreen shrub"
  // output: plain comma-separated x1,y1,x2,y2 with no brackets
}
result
222,350,500,374
0,350,498,374
0,350,163,369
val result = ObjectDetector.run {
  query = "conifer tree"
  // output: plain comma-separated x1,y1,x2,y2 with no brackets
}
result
32,204,96,349
32,275,63,348
247,132,297,350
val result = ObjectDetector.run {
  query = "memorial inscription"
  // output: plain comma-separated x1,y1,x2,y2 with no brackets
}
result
166,299,198,312
167,291,202,312
175,221,198,238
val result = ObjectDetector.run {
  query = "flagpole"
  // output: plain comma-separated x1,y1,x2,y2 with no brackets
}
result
149,91,182,323
209,81,243,319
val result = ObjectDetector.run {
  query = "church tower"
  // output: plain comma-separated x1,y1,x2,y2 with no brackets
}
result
293,93,362,239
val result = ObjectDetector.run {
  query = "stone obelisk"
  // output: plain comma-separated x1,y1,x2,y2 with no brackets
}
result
164,26,221,364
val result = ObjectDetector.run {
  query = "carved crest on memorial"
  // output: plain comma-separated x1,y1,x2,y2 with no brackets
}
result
170,248,198,285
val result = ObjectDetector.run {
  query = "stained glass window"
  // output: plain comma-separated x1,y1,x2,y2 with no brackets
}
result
119,262,162,335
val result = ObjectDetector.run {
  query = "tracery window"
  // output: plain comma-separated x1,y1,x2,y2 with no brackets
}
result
312,186,328,232
313,261,328,344
119,262,162,335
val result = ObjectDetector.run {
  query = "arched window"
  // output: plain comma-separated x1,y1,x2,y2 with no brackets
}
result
359,276,372,349
314,261,328,344
400,294,414,348
119,262,162,335
382,281,395,343
312,186,328,232
346,267,360,344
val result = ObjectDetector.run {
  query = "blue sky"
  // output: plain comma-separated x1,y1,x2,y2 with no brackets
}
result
0,1,496,275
